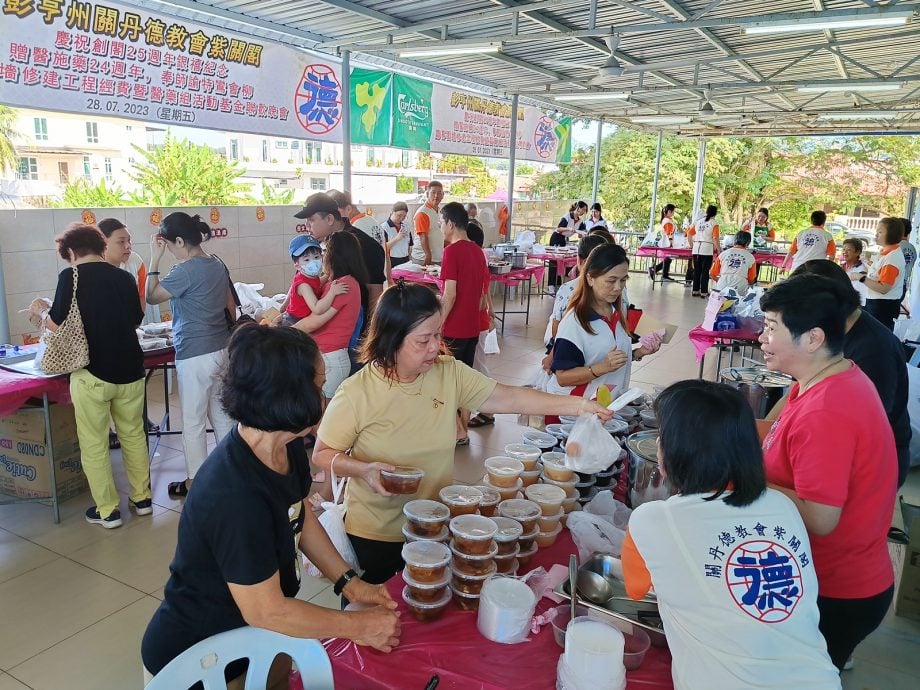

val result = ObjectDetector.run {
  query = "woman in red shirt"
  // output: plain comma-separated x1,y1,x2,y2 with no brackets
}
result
758,273,896,670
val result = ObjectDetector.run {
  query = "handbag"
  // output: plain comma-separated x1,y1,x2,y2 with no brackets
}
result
39,266,90,375
212,255,255,333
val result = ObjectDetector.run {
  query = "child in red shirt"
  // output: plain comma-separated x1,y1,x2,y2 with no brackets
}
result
280,234,347,326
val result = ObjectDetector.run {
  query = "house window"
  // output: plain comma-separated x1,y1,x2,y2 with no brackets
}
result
83,155,91,178
229,139,239,160
86,121,98,143
16,157,38,180
33,118,47,141
290,141,300,150
366,147,375,165
310,177,326,191
58,161,69,184
275,140,288,149
401,150,410,167
261,139,269,162
104,157,113,181
313,143,322,163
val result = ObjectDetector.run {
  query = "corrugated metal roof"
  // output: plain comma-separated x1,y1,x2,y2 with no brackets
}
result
143,0,920,136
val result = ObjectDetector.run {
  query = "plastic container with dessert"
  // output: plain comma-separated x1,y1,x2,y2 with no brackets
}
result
537,507,564,532
520,463,543,487
402,568,449,602
602,417,630,438
535,522,563,548
503,443,542,470
380,466,425,494
494,545,520,574
575,478,597,498
402,540,451,583
518,524,539,551
524,483,566,516
449,539,498,575
544,423,569,442
594,467,618,488
402,585,451,622
541,452,574,482
484,456,525,488
403,499,450,538
541,475,578,496
480,475,523,501
438,485,483,517
490,516,524,554
577,486,599,505
521,430,558,453
451,584,482,611
401,523,449,543
450,562,497,594
561,494,579,514
472,485,501,517
516,542,539,568
449,514,498,555
496,498,542,532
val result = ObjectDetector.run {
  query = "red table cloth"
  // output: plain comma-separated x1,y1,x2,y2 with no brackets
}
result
323,530,673,690
688,324,763,362
392,265,546,294
0,367,70,418
635,246,787,269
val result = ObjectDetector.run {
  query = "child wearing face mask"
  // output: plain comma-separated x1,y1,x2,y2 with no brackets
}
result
279,235,348,327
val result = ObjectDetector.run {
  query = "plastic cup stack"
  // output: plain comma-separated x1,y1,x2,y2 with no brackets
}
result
557,616,626,690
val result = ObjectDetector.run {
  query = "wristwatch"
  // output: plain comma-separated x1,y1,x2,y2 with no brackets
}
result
333,568,359,595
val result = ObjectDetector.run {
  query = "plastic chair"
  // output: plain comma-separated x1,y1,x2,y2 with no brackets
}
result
145,626,334,690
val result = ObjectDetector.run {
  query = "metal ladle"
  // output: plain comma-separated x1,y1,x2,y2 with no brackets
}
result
568,554,578,624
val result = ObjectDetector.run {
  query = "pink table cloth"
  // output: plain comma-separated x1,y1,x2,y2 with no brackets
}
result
0,367,70,418
688,324,763,362
324,530,673,690
392,265,546,293
635,246,787,268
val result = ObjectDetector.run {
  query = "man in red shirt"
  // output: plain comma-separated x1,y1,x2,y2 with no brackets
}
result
439,201,489,445
759,273,896,670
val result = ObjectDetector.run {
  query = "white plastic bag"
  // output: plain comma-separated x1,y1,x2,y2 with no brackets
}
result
305,461,359,577
640,227,658,247
584,491,632,531
671,231,689,249
657,232,671,249
565,511,627,563
483,328,500,355
564,414,622,474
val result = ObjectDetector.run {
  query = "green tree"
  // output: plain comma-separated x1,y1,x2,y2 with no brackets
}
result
129,134,249,205
0,106,19,174
396,175,415,193
246,180,295,205
515,163,536,176
439,155,497,198
53,178,130,208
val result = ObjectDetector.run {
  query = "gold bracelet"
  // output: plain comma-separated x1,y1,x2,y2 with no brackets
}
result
587,365,597,377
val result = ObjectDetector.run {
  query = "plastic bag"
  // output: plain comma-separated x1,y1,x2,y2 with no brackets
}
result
671,231,689,249
640,227,658,247
583,491,632,531
483,328,500,355
565,511,627,563
657,233,671,249
305,461,359,577
563,414,622,474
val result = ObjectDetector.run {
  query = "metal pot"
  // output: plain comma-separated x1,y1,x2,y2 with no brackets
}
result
511,251,527,269
719,367,794,419
626,430,674,508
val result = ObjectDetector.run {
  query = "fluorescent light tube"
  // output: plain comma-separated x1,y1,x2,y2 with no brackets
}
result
744,12,911,35
818,111,902,120
398,44,501,58
798,82,904,93
630,116,692,125
554,93,630,102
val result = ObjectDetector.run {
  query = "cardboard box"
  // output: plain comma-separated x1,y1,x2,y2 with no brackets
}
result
0,404,87,501
895,516,920,622
635,314,678,344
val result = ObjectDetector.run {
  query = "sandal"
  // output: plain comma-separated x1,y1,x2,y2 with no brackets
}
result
456,437,470,446
468,414,495,428
109,431,121,450
168,480,190,498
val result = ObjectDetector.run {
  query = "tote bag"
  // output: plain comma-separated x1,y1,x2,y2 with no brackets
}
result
39,266,90,375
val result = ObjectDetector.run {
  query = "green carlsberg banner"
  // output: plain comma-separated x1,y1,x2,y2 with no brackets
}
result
392,74,433,151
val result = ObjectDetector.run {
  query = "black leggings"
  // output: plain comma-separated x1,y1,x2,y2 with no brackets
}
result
347,534,405,585
692,254,714,293
865,298,901,332
818,584,894,669
444,336,477,368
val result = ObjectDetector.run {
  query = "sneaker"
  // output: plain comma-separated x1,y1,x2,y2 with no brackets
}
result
85,506,123,529
648,266,656,281
130,498,153,515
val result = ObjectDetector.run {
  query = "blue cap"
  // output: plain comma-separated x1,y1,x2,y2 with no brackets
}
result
289,234,322,258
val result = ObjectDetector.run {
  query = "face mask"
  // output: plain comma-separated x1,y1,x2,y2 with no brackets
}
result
300,258,322,278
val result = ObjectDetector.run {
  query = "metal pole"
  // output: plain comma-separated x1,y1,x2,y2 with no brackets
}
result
692,138,707,219
507,94,519,240
341,50,352,191
648,130,663,232
591,120,603,204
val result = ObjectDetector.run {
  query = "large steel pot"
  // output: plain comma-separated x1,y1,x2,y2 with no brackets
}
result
719,367,794,419
626,430,674,508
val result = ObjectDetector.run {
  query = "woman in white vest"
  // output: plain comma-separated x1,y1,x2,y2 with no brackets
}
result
548,244,661,411
623,380,840,690
860,217,907,331
688,204,720,297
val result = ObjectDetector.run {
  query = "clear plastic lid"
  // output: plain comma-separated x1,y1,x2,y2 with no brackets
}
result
493,543,521,559
518,541,539,558
603,418,629,435
439,485,484,505
402,540,451,568
472,485,501,506
381,465,425,478
544,423,568,439
542,475,577,490
519,523,540,539
538,522,563,538
401,584,451,609
521,463,544,476
497,498,542,521
449,514,498,541
449,562,498,581
525,483,566,503
482,475,524,492
490,516,524,542
449,539,498,560
403,499,450,523
401,523,450,543
521,430,558,447
402,567,450,589
449,583,482,600
504,443,542,461
484,456,525,476
541,451,566,468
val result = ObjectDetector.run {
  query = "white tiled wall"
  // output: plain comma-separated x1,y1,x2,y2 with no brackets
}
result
0,201,509,343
